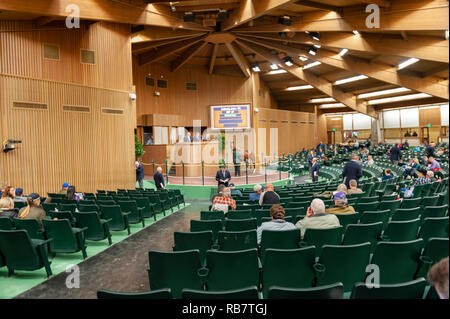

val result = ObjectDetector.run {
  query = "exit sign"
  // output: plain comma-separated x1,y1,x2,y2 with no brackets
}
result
427,124,431,127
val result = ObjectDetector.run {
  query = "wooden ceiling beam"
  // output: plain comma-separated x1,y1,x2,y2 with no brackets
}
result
421,65,449,78
209,44,219,75
295,1,342,12
225,41,251,77
132,35,205,54
132,26,207,44
234,32,449,63
221,0,299,31
0,0,213,31
233,0,449,32
171,41,208,72
235,38,377,117
357,0,391,8
138,35,206,66
33,16,57,26
237,35,449,100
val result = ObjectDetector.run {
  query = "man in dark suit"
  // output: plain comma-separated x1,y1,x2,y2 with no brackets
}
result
135,161,144,189
307,150,315,168
216,166,231,187
311,157,319,182
342,154,363,188
389,143,402,165
153,166,165,189
426,142,435,158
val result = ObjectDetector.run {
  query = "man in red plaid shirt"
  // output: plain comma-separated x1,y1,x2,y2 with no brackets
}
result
211,187,236,212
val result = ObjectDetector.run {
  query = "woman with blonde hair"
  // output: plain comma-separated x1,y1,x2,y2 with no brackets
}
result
0,197,17,221
18,193,46,227
1,186,15,199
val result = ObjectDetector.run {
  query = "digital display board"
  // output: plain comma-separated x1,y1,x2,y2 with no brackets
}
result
210,104,251,130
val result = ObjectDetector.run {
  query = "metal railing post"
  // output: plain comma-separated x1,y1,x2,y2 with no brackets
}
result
152,159,155,175
279,156,282,180
245,159,248,185
202,160,205,186
264,159,267,183
165,158,169,184
182,161,185,185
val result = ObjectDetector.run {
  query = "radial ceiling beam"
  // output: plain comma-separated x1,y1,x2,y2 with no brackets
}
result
233,0,449,32
132,26,207,44
235,39,377,117
138,35,206,66
0,0,213,31
234,32,449,63
237,35,449,100
221,0,299,31
209,44,219,75
421,65,449,78
171,41,208,72
225,42,251,77
133,35,204,54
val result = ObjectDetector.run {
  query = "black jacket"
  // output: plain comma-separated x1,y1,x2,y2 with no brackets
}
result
342,160,363,188
311,162,320,176
390,146,402,161
426,145,435,158
153,172,165,189
136,164,144,180
216,169,231,186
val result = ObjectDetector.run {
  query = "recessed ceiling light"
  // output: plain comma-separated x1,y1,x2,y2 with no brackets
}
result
313,44,321,48
357,87,411,99
320,103,345,108
311,97,336,103
286,85,314,91
397,58,420,70
270,63,279,70
267,69,287,75
367,93,431,105
251,64,261,72
283,57,294,67
352,30,359,35
308,46,317,56
445,30,449,40
303,61,321,70
339,48,348,56
334,75,368,85
299,56,308,61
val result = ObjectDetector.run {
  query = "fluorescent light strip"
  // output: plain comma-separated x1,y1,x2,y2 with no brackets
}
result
311,97,335,103
334,75,368,85
368,93,431,105
358,87,410,99
446,30,449,40
320,103,345,108
352,30,359,35
419,105,440,110
299,56,308,61
270,63,278,70
286,85,314,91
397,58,419,70
313,44,321,48
339,48,348,56
267,69,287,75
252,65,261,72
303,61,321,69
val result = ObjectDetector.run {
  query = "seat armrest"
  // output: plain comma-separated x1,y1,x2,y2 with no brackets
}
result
313,263,326,278
73,227,88,233
100,218,113,224
380,234,390,241
197,267,209,284
298,241,310,248
33,238,54,247
122,211,132,216
211,244,220,250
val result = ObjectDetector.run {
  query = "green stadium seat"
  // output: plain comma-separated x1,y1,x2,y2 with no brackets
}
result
224,218,257,231
217,230,258,252
316,243,371,291
148,250,204,299
97,288,172,299
73,212,112,245
203,249,259,292
173,231,214,265
227,210,253,220
201,211,225,221
356,202,379,213
0,218,15,230
117,200,145,227
401,198,422,209
420,205,448,222
335,213,360,230
78,204,100,215
13,218,45,240
262,247,316,298
132,197,155,220
420,196,440,208
371,239,423,284
301,226,344,256
342,222,383,251
182,286,259,299
42,203,58,215
260,229,301,262
350,278,426,299
359,210,391,230
391,207,421,222
382,219,421,242
99,205,131,235
418,217,449,243
378,200,402,214
42,219,87,259
0,230,53,277
190,220,223,243
268,283,344,299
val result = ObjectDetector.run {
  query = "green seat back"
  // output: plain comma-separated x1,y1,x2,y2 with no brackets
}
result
260,229,301,262
350,278,426,299
224,218,257,232
358,196,379,204
173,231,213,264
0,217,15,230
284,207,304,220
78,204,100,214
227,210,253,220
317,243,371,291
190,220,223,242
401,198,422,209
148,250,203,299
343,222,383,251
133,197,153,218
117,200,142,224
97,200,116,206
262,247,316,298
268,283,344,299
204,249,259,291
383,219,421,242
97,288,172,299
42,219,81,253
371,239,423,284
378,200,402,214
420,196,439,208
422,238,449,266
48,211,75,224
14,201,27,210
201,211,224,221
42,203,58,215
73,212,109,241
99,205,128,231
421,205,448,222
182,286,259,299
217,230,258,251
359,210,391,229
302,226,344,256
419,217,449,242
391,207,421,221
356,202,379,213
335,213,360,230
13,218,44,240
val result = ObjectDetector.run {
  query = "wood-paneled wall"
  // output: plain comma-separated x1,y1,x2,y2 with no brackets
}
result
0,21,135,194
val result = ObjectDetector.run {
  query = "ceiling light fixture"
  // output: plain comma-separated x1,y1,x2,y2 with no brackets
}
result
357,87,411,99
269,63,279,70
299,56,308,61
334,75,368,85
278,15,292,26
311,97,336,103
313,44,321,48
445,30,449,40
320,103,345,108
251,64,261,72
339,48,348,56
283,57,294,67
169,2,176,12
309,32,320,41
308,45,318,56
267,69,287,75
352,30,359,35
397,58,420,70
286,85,314,91
303,61,321,69
367,93,432,105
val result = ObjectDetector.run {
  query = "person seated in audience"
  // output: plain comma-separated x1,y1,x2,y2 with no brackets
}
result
1,186,15,199
401,168,431,198
0,182,6,197
183,132,192,143
14,188,27,202
258,183,280,207
59,182,69,195
202,133,211,141
296,198,340,239
363,155,374,165
325,192,356,215
228,183,242,197
347,179,363,194
426,170,437,183
403,157,420,179
18,193,47,227
381,169,394,181
256,204,296,244
436,147,445,156
428,257,449,299
249,184,262,202
211,187,236,214
0,197,18,222
428,156,441,171
66,185,83,202
192,132,201,142
211,184,225,201
314,183,347,199
421,156,429,166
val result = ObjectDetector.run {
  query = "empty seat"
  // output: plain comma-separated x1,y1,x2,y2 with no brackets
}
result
117,201,145,227
301,226,344,256
378,200,402,214
173,231,214,265
420,205,448,222
42,219,87,259
100,205,131,235
73,212,112,245
97,288,172,299
217,230,258,252
391,207,421,222
260,229,301,262
382,219,421,242
342,222,383,251
182,286,259,299
356,202,379,213
418,217,449,242
359,210,391,229
190,219,223,243
224,218,257,231
201,211,225,221
268,283,344,299
13,218,45,240
401,198,422,209
335,213,360,230
350,278,426,299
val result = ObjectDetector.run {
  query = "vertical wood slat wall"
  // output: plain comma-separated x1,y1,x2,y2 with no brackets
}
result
0,21,135,194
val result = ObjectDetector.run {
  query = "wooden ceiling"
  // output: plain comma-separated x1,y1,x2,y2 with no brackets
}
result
0,0,448,117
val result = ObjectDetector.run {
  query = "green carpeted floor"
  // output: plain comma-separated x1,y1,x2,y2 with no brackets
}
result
0,203,190,299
